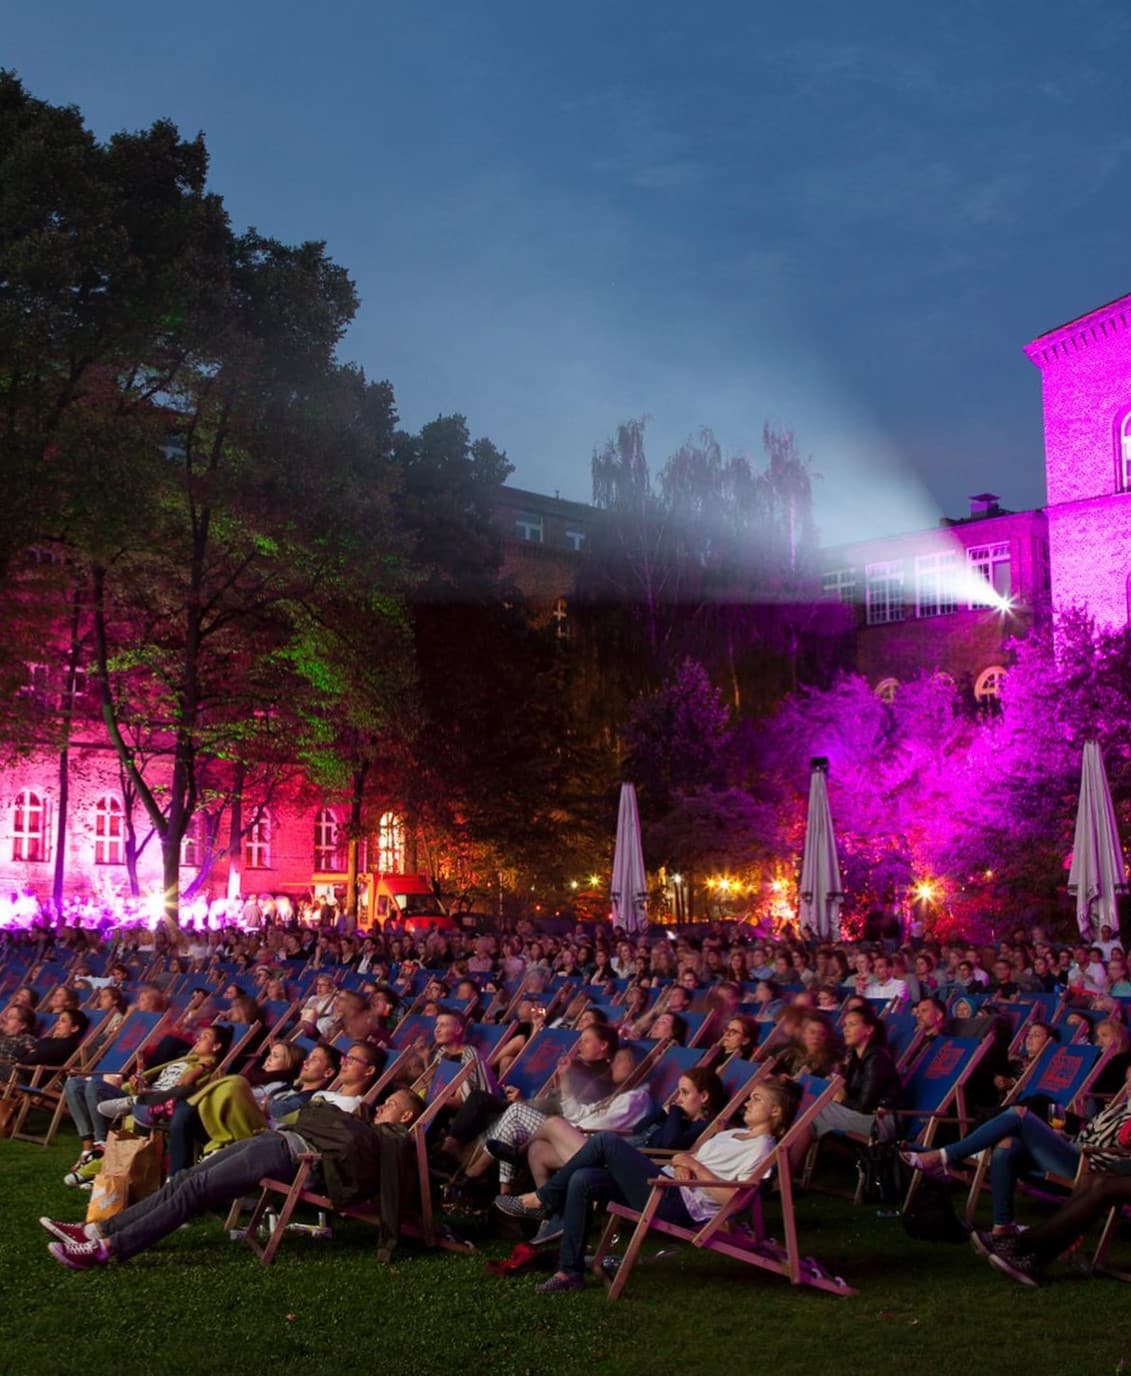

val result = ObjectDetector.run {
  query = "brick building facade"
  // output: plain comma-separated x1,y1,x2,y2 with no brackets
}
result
1025,291,1131,628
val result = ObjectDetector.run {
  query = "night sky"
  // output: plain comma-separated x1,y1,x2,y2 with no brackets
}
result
8,0,1131,541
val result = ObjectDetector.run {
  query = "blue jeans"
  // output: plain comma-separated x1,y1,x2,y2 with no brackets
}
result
936,1108,1080,1225
64,1076,122,1144
535,1131,691,1277
101,1132,297,1261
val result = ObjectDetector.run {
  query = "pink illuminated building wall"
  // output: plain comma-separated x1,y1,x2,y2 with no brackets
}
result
1026,292,1131,627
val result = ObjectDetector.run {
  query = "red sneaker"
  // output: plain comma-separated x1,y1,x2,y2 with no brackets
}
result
39,1217,93,1245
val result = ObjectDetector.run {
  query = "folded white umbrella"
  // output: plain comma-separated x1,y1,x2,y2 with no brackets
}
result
799,757,843,940
610,782,648,936
1067,739,1127,942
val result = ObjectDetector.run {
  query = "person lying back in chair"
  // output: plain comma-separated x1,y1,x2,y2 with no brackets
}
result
43,1086,426,1270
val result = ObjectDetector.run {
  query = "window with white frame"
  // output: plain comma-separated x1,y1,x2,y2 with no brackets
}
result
875,678,900,703
915,551,958,617
314,808,339,870
513,512,543,543
1120,413,1131,492
244,814,272,870
968,543,1011,606
377,812,403,872
822,568,857,604
974,665,1007,703
12,790,47,862
94,796,124,865
564,527,587,551
865,561,904,625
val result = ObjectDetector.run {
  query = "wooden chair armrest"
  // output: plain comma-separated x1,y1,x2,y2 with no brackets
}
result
644,1170,768,1193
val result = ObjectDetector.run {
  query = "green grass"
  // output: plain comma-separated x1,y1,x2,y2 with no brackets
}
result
1,1131,1129,1376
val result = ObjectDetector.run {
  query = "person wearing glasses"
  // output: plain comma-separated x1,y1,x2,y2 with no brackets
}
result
315,1041,384,1112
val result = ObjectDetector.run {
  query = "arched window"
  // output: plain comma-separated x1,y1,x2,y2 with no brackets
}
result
1120,412,1131,492
181,817,200,868
244,814,272,870
975,665,1007,703
12,790,46,862
314,808,339,870
377,812,404,873
874,677,899,704
94,796,124,865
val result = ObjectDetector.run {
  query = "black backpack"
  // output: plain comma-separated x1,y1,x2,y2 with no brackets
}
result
901,1175,969,1244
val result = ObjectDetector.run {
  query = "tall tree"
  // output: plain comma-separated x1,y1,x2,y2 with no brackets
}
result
2,77,409,925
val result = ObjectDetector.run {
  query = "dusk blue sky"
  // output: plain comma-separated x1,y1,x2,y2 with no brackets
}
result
7,1,1131,542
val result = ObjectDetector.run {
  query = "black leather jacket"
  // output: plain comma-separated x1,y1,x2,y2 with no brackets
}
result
842,1043,901,1114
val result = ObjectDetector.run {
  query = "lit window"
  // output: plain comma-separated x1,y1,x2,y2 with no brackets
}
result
244,815,272,870
915,551,958,617
875,678,899,703
18,664,50,710
12,790,47,862
822,568,857,604
61,665,88,713
513,512,543,543
314,808,339,870
181,818,200,868
564,527,587,551
94,796,124,865
974,666,1007,703
1120,413,1131,492
865,561,904,625
552,597,570,640
377,812,403,872
968,543,1011,606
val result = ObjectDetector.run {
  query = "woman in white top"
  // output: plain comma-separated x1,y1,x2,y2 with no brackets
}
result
475,1046,652,1190
496,1077,802,1292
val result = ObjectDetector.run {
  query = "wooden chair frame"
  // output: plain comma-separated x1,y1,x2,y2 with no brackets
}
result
591,1074,856,1299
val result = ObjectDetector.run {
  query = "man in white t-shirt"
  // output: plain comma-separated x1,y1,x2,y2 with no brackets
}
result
865,955,908,1004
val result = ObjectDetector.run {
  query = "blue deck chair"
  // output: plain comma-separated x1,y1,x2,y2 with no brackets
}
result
882,1009,922,1069
9,1008,167,1146
389,1014,436,1052
962,1041,1112,1224
641,1043,713,1112
501,1027,579,1101
464,1020,515,1066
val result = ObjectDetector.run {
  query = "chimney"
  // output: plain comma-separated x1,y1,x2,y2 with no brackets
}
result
968,492,1000,519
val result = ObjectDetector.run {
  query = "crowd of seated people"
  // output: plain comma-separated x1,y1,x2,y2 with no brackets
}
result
3,908,1131,1289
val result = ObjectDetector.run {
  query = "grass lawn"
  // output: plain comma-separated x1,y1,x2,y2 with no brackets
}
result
1,1131,1128,1376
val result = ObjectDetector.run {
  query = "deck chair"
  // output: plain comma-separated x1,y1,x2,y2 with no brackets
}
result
638,1043,714,1118
213,1021,263,1075
591,1073,855,1299
962,1041,1112,1224
803,1033,994,1204
3,1011,111,1143
886,1032,995,1152
501,1028,580,1101
8,1009,167,1146
882,1010,922,1070
681,1010,717,1049
229,1054,477,1263
464,1020,516,1067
